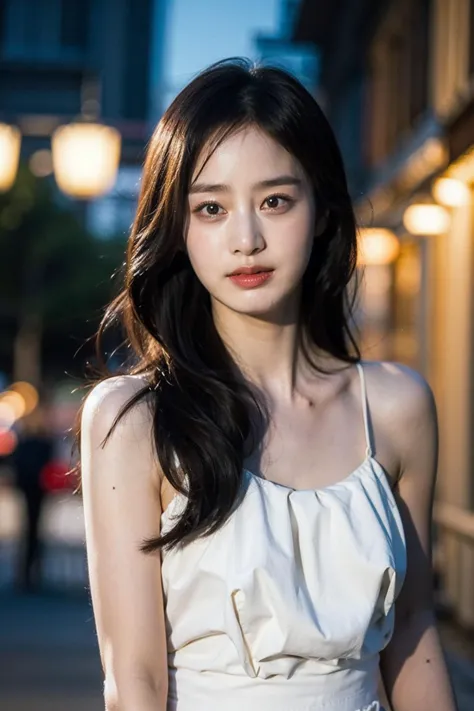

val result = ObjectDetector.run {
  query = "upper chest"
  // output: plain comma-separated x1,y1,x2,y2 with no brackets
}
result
243,398,369,490
160,365,402,512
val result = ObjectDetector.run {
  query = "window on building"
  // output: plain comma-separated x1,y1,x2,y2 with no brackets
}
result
1,0,90,62
60,0,90,51
367,14,408,165
433,0,472,118
409,0,431,124
367,0,433,167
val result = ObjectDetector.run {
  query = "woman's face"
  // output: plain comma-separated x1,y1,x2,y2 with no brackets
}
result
186,126,316,320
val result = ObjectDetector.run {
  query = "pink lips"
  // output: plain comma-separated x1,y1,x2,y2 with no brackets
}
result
228,269,274,289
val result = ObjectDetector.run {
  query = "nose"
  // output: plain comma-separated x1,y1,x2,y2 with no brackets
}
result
229,209,265,256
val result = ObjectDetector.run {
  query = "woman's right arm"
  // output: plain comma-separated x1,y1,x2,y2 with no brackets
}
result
81,376,168,711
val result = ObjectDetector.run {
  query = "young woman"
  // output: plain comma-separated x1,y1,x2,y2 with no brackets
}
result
80,59,457,711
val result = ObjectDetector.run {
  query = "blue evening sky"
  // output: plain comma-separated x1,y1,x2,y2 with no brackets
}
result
162,0,281,107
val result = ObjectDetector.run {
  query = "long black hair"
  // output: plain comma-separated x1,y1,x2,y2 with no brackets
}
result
83,58,361,551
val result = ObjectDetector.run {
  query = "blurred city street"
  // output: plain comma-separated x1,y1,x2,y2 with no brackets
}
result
0,484,87,589
0,485,104,710
0,592,103,711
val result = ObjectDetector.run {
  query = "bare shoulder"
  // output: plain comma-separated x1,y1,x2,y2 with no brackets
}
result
363,360,436,418
81,374,153,441
80,374,161,488
362,360,438,475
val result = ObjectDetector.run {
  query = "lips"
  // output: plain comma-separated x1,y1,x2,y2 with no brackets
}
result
227,267,274,289
228,266,273,276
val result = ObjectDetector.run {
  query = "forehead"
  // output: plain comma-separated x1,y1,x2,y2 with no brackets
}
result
192,126,302,185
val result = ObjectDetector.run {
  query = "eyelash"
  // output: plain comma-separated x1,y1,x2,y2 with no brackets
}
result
193,193,294,218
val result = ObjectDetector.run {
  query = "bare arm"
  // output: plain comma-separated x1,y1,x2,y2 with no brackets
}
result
81,377,168,711
379,366,457,711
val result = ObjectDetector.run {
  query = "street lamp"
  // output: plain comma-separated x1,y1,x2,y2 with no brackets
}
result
358,228,400,266
0,123,21,192
432,178,470,207
51,122,121,199
403,204,451,235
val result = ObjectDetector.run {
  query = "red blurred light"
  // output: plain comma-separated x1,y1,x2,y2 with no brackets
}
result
0,428,17,456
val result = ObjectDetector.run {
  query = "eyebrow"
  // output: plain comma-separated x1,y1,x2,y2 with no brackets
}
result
189,175,302,194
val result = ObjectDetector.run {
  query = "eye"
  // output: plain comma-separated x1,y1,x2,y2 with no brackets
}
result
262,194,293,211
193,201,224,218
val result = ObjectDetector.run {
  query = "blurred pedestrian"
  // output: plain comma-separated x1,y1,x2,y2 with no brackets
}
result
79,59,457,711
11,403,54,592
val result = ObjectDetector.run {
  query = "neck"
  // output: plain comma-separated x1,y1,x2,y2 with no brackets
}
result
212,298,331,402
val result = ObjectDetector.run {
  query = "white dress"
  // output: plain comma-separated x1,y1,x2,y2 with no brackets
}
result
161,363,406,711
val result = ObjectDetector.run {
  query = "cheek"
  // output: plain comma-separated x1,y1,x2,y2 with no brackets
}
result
185,223,221,287
274,207,315,270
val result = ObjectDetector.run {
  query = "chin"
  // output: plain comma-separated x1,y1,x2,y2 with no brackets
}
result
219,291,296,321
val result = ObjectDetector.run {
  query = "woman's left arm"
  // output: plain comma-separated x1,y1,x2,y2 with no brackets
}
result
380,367,457,711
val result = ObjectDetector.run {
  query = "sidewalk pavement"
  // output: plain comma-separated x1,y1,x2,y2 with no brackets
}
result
0,590,103,711
0,488,103,710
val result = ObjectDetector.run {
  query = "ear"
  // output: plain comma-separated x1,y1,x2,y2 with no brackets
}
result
315,211,329,237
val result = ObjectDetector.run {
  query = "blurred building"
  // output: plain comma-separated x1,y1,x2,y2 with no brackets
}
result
0,0,167,237
293,0,474,628
254,0,318,92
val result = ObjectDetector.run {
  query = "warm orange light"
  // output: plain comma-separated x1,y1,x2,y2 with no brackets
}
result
0,391,25,419
10,381,39,416
0,402,16,429
444,145,474,184
0,123,21,192
358,228,400,266
432,178,470,207
403,204,451,235
51,122,121,198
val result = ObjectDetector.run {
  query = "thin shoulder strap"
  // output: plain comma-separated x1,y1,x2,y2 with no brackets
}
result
356,362,374,458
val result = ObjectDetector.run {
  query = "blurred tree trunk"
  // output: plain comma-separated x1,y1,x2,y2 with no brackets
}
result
13,252,44,388
13,311,42,387
0,167,126,383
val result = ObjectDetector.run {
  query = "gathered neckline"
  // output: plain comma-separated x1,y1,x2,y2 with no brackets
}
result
161,362,387,523
244,455,390,495
161,456,395,523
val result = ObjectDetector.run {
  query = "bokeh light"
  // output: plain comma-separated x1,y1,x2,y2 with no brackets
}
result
432,178,471,207
29,149,54,178
0,123,21,192
403,203,451,235
51,122,121,199
0,390,26,419
10,381,39,416
0,427,17,456
358,228,400,266
0,401,16,429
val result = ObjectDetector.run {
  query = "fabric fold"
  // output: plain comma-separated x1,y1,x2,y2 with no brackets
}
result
161,457,406,709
